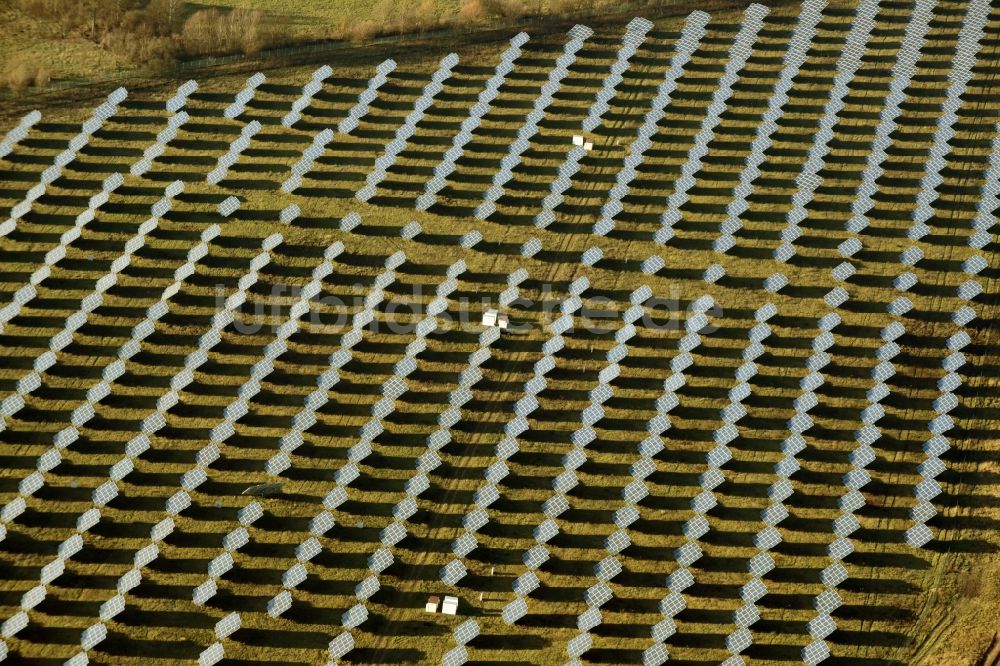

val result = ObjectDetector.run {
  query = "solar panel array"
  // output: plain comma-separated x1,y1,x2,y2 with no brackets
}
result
192,259,475,663
264,254,403,478
712,0,825,256
0,224,292,657
0,220,222,543
558,295,720,659
357,53,460,202
532,20,651,229
283,60,396,193
711,303,846,660
806,1,987,657
417,34,528,211
653,5,768,245
132,108,190,177
0,170,133,333
165,79,198,114
323,288,511,660
443,278,588,588
282,65,334,128
636,302,775,664
224,72,266,120
2,88,128,238
338,59,397,136
0,178,186,443
207,119,262,185
0,110,41,161
581,18,653,133
0,0,996,663
501,286,651,628
474,25,594,220
592,11,708,236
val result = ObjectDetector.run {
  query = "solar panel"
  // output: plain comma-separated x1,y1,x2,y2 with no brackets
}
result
659,590,687,617
36,557,63,588
914,475,943,500
861,400,887,423
521,238,542,257
915,452,947,481
572,605,603,635
473,482,503,508
843,464,871,489
534,519,560,543
99,594,126,621
327,632,355,660
885,296,913,318
571,244,603,267
905,522,934,548
955,277,982,301
133,543,160,569
35,446,61,474
827,536,855,561
756,271,788,294
848,445,875,467
510,570,540,597
788,411,814,433
91,479,119,507
564,632,593,660
812,589,842,616
821,287,849,308
579,581,613,610
807,613,837,641
677,512,708,540
705,440,733,466
830,511,861,539
733,575,767,606
342,603,369,629
740,543,776,578
289,536,321,564
727,627,753,654
793,392,819,414
818,561,849,589
950,304,976,327
323,488,347,511
80,623,107,651
759,499,789,526
502,597,528,625
890,241,925,268
523,544,550,570
446,618,480,648
642,641,670,666
822,259,856,284
703,264,725,284
208,552,234,578
192,579,217,605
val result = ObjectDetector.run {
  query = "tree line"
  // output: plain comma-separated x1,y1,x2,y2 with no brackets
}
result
3,0,279,90
3,0,649,92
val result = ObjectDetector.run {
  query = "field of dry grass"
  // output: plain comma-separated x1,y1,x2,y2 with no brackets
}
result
0,7,131,82
0,0,999,664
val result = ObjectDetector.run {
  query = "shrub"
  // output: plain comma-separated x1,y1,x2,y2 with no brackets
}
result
34,66,51,87
4,56,52,91
180,6,276,58
6,60,36,91
458,0,489,22
347,19,380,43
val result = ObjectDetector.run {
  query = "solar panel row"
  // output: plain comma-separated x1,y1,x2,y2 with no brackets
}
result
474,25,592,220
653,5,767,247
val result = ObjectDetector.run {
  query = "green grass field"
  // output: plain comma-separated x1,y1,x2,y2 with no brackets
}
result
1,0,999,664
